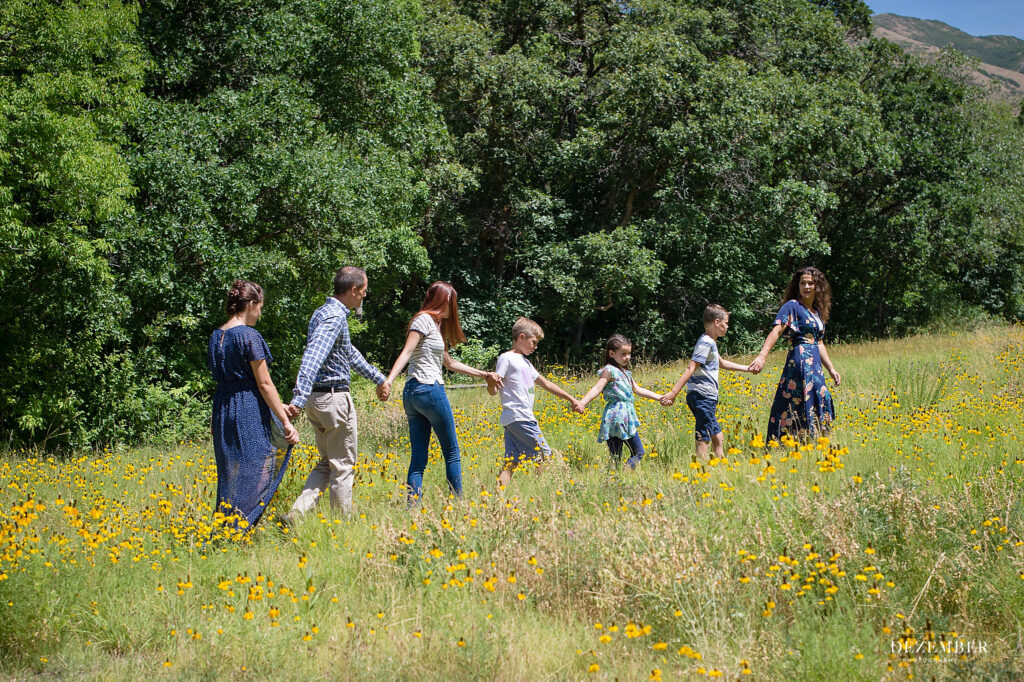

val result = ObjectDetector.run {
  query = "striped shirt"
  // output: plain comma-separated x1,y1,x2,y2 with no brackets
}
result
407,313,445,384
291,297,385,408
687,334,720,399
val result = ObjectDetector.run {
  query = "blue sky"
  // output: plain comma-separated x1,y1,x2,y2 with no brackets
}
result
868,1,1024,40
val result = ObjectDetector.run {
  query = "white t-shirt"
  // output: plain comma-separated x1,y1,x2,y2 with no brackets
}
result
408,313,445,384
495,351,540,426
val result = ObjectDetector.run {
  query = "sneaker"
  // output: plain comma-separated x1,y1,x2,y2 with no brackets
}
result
274,511,296,530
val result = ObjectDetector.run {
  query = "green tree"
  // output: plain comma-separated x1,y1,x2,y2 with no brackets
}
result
957,99,1024,319
5,0,1020,449
820,43,981,336
0,0,146,447
109,0,446,438
419,0,889,355
1,0,451,448
526,225,664,351
812,0,872,38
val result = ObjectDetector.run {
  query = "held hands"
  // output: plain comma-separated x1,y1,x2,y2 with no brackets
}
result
282,404,302,442
568,398,583,413
376,382,391,402
747,355,766,374
483,372,504,391
282,421,300,444
659,392,677,407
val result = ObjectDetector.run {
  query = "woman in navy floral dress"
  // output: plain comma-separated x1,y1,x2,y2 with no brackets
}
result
208,280,299,531
748,267,841,441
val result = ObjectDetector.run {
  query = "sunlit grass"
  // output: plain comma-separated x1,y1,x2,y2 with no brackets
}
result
2,325,1023,679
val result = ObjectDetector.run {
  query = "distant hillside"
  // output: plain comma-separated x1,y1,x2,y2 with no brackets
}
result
872,13,1024,100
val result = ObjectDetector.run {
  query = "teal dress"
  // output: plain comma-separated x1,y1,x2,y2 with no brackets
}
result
597,365,641,442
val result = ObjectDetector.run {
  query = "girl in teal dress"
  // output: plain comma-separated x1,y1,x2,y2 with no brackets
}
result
749,267,842,442
578,334,665,469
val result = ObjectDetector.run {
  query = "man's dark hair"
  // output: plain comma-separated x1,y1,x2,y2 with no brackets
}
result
333,266,367,296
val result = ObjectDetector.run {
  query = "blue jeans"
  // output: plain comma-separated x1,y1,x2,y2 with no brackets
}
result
403,378,462,501
607,433,645,470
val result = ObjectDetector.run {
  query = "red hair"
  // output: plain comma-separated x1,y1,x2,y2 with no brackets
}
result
410,281,466,348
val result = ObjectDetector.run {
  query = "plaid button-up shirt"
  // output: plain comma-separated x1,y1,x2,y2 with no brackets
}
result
291,296,385,408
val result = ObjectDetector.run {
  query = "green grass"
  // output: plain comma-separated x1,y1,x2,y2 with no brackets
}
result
2,325,1023,679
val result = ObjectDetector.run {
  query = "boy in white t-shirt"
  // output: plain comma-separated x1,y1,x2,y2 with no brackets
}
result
489,317,580,487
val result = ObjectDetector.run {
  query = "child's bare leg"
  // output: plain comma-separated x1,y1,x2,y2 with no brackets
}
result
711,432,725,457
695,438,710,459
497,452,518,489
532,441,554,475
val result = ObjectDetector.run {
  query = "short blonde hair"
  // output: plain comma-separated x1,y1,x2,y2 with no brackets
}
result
512,317,544,341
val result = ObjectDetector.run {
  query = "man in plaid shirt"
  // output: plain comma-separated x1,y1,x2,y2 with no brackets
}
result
283,266,389,520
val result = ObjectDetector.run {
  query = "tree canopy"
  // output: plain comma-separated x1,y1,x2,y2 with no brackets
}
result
2,0,1022,448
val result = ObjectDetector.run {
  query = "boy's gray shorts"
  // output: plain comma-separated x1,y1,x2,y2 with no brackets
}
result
503,420,552,466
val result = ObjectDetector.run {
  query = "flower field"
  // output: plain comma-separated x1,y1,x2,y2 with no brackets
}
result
2,327,1023,680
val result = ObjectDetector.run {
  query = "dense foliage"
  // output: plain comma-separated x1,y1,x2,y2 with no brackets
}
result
2,0,1022,448
1,0,146,447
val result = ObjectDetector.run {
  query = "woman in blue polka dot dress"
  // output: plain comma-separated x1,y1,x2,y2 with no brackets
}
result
208,280,299,530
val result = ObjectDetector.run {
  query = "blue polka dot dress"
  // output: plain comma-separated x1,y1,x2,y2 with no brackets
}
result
208,325,290,530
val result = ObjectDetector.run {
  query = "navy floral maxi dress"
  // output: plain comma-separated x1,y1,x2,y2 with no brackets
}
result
766,300,836,441
208,326,292,531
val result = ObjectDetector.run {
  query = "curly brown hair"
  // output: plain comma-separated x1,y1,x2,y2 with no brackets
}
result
782,266,831,322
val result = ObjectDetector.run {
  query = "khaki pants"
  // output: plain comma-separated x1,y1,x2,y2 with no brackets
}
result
289,390,358,515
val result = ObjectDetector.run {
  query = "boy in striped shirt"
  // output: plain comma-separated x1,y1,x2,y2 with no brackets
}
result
660,304,753,459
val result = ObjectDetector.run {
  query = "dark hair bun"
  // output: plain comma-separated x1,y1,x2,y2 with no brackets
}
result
226,280,264,315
